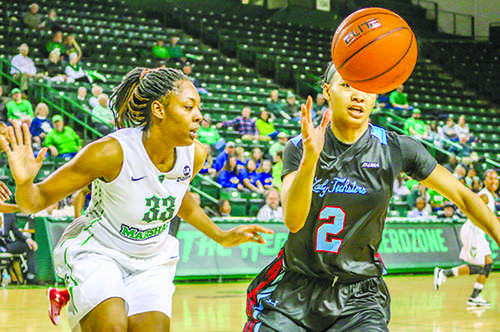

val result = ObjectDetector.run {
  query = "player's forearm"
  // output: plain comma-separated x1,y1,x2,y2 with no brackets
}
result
178,196,224,243
0,201,20,213
15,184,48,213
282,160,317,233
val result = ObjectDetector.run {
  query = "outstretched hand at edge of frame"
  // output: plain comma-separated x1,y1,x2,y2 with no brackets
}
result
0,122,48,186
218,224,274,247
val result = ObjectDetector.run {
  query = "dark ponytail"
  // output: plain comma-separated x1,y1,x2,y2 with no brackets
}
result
322,62,338,85
109,67,188,130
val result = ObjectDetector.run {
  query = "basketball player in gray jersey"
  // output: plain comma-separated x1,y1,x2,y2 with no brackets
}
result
244,63,500,332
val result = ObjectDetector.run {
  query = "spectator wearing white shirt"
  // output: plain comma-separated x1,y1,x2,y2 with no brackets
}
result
92,93,114,135
257,187,283,220
11,43,37,91
454,115,476,143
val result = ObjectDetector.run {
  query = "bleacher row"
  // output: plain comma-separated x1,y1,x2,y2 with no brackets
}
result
1,0,499,218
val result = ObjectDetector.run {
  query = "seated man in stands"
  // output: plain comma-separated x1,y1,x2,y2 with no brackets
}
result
167,36,187,64
182,61,208,94
43,49,68,82
23,3,43,30
441,116,458,141
213,141,236,173
389,85,412,111
152,39,170,61
266,90,285,118
91,94,114,135
448,134,473,158
437,201,459,219
88,85,103,109
407,197,431,219
45,30,65,57
404,108,428,140
6,88,33,125
43,115,81,158
10,44,38,91
257,187,283,220
454,115,476,143
216,106,258,141
0,211,43,284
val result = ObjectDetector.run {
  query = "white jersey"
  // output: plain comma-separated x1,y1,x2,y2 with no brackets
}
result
478,188,496,213
84,127,195,258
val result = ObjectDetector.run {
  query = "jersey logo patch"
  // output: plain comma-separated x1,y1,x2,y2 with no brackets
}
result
361,162,379,168
131,176,146,182
312,177,367,197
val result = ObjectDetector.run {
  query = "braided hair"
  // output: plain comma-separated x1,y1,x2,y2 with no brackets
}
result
322,62,338,85
109,67,189,130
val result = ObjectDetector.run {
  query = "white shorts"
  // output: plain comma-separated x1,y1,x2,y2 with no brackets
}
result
54,226,178,331
459,220,492,265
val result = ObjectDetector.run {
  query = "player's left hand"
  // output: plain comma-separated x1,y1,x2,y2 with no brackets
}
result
0,181,12,202
218,225,274,247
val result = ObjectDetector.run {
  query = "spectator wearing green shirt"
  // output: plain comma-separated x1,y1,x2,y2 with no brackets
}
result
271,150,283,189
152,39,169,60
44,115,81,158
256,110,278,140
197,115,222,153
268,132,288,160
91,94,114,135
389,85,412,111
167,36,187,64
6,88,34,124
404,108,428,140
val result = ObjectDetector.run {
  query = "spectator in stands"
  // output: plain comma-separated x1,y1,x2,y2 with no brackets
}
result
286,91,304,121
240,159,264,194
313,93,328,123
45,30,65,56
43,49,67,82
234,146,247,168
455,115,476,143
393,172,410,199
65,53,105,84
249,147,264,169
258,159,274,189
23,3,43,30
30,102,53,149
41,9,62,32
0,87,9,122
6,88,33,124
404,108,427,140
167,36,187,64
91,94,114,135
199,143,216,177
465,167,480,189
62,34,82,61
428,189,446,213
10,44,38,91
443,154,459,173
267,90,286,118
437,201,458,219
44,115,81,158
36,200,74,218
255,110,278,141
214,199,231,217
407,197,430,218
213,141,236,173
257,187,282,220
268,131,288,160
182,61,208,94
0,212,43,284
88,85,103,109
448,134,472,158
271,150,283,189
376,92,390,110
389,85,412,111
217,155,244,191
407,183,430,209
216,106,258,141
75,87,90,110
453,164,467,179
442,116,458,141
152,39,169,60
427,120,445,148
197,114,222,154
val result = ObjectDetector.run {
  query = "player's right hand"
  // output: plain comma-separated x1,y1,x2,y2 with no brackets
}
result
0,122,48,186
300,96,331,163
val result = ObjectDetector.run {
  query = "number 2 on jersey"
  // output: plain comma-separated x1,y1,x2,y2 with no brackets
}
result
315,206,346,253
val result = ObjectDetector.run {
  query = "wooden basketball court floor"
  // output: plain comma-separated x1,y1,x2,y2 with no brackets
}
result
1,272,499,331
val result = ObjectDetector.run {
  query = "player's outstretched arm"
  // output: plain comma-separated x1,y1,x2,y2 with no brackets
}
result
0,123,122,213
421,164,500,247
282,96,331,233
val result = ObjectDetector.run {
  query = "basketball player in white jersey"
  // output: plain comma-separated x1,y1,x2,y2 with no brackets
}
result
434,169,498,306
0,67,273,331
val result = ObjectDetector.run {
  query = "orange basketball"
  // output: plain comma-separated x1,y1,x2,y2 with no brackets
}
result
331,7,417,94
